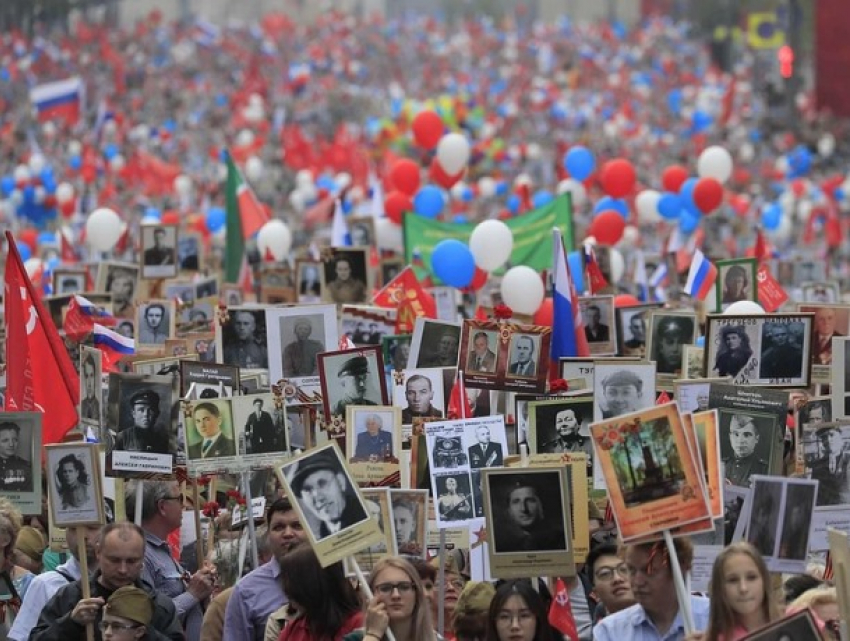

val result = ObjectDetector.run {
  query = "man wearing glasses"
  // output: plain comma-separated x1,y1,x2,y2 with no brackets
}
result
584,543,635,625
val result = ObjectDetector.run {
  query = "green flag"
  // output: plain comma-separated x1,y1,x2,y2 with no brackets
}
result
403,193,574,280
224,151,269,284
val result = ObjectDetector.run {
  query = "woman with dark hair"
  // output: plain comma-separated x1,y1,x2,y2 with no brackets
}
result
486,581,559,641
278,542,363,641
55,454,94,511
722,266,749,305
713,326,753,378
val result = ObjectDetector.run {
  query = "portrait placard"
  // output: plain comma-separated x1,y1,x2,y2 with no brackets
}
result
341,305,396,348
46,443,104,527
527,396,594,479
141,224,178,279
106,373,177,478
379,259,404,289
673,378,726,414
482,467,574,579
382,334,412,374
592,360,656,422
391,368,453,447
322,248,371,305
317,346,388,428
0,412,42,514
177,232,202,272
96,261,139,318
389,489,428,557
459,320,552,393
346,405,401,487
215,306,269,371
739,610,821,641
267,304,337,404
276,442,382,567
578,295,616,356
345,216,374,249
409,318,461,369
590,402,711,542
231,392,288,469
681,346,705,380
52,268,88,295
615,303,661,358
355,488,396,573
296,260,325,303
801,281,840,303
792,259,826,287
704,313,814,387
135,299,176,350
79,346,103,429
796,303,850,384
645,310,697,387
715,258,758,312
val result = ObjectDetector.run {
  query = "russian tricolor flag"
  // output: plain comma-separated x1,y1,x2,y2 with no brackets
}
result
64,295,116,341
93,323,134,373
684,250,718,301
550,228,590,380
30,77,83,124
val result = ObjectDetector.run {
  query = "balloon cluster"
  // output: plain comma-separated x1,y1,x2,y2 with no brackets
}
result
0,155,73,227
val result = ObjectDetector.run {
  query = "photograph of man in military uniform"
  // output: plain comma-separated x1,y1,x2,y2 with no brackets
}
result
719,412,772,487
141,225,177,279
112,384,173,455
0,419,34,492
320,350,386,419
221,309,268,370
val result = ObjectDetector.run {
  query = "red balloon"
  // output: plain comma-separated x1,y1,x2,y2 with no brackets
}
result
411,110,444,150
662,165,689,192
614,294,641,308
468,266,488,291
533,297,554,325
600,159,636,198
389,159,421,196
693,177,724,213
589,210,626,245
429,159,464,189
161,211,180,226
17,229,38,252
384,191,412,225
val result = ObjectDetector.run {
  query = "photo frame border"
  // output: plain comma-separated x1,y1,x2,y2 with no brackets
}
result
46,443,105,528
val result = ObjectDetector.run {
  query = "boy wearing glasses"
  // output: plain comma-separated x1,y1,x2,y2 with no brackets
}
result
584,543,635,625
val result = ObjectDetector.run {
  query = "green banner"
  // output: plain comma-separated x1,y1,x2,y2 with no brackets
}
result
403,194,574,279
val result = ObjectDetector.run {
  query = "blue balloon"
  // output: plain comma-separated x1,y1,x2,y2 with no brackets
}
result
657,193,682,220
667,89,683,115
206,207,226,233
413,185,445,219
836,187,846,202
316,175,337,193
145,206,162,221
567,251,585,293
18,243,31,262
679,177,701,215
691,110,712,133
678,208,701,234
564,146,595,181
453,214,468,224
68,155,82,171
431,239,475,288
22,184,35,204
104,143,119,161
594,196,628,217
38,231,56,246
494,181,509,197
460,186,475,203
46,256,60,272
532,190,554,209
506,194,520,214
761,202,782,231
0,175,14,197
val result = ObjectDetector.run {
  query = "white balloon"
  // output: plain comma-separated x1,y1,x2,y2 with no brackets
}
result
55,182,74,204
500,266,545,315
67,140,82,157
556,178,587,207
236,129,255,147
375,217,404,254
245,156,264,182
435,133,471,175
42,121,57,138
635,189,662,224
608,248,625,283
478,177,497,198
86,208,122,252
174,174,192,196
621,226,640,245
470,220,513,272
109,154,125,171
526,142,541,160
256,220,293,262
13,165,30,185
818,134,836,158
723,300,765,315
513,173,533,189
450,182,468,200
697,146,733,184
289,190,305,211
296,169,314,187
24,258,44,280
738,142,755,163
335,172,352,191
298,183,318,203
28,153,46,175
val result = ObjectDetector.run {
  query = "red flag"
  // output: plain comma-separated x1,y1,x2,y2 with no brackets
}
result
655,390,671,405
373,266,436,318
4,232,80,444
447,372,472,420
64,295,117,342
752,228,769,264
585,249,608,294
60,228,77,263
548,578,578,641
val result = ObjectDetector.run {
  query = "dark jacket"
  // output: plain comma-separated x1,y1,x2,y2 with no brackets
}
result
30,574,182,641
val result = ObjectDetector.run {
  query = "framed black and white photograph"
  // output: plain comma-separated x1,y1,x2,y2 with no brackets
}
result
267,304,337,391
461,325,500,376
322,248,370,305
318,346,388,424
276,442,382,566
513,393,547,448
528,397,594,477
801,281,840,303
194,277,218,301
797,405,849,506
79,346,103,429
356,488,396,572
258,265,295,290
286,406,313,451
673,379,722,415
220,285,243,307
179,297,215,331
215,307,269,370
389,489,428,558
230,393,290,462
681,345,705,380
184,398,238,474
592,360,656,422
0,412,42,514
716,409,782,487
433,472,473,524
141,224,178,280
114,319,135,341
796,303,850,384
380,259,404,288
579,295,616,356
704,314,814,387
296,260,324,303
482,467,574,579
180,361,240,397
106,373,176,477
52,269,87,295
738,609,821,641
177,232,202,272
46,443,104,527
347,216,376,248
382,334,412,374
96,262,139,317
646,310,697,385
615,304,661,358
341,306,396,348
163,281,195,307
135,299,176,349
792,260,826,287
715,258,758,312
409,317,461,369
346,405,401,487
391,367,451,445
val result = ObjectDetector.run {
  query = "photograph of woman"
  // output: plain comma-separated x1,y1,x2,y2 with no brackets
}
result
55,454,96,513
713,325,754,378
721,265,750,308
